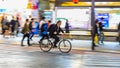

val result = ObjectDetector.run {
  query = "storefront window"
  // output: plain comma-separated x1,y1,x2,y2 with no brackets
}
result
56,7,120,30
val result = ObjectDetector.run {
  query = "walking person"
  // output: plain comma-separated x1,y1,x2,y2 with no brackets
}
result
39,17,46,29
21,19,31,46
98,17,104,44
38,20,51,43
39,17,46,37
3,19,10,38
1,16,6,34
10,16,16,35
94,19,99,45
29,18,35,41
15,17,20,37
65,19,70,33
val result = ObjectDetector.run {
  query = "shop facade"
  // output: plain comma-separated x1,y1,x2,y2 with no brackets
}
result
55,0,120,30
55,0,120,50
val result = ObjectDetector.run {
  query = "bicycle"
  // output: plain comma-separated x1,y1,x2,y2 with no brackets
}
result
39,33,72,53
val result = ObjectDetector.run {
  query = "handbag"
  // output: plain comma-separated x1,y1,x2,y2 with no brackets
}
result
94,34,98,44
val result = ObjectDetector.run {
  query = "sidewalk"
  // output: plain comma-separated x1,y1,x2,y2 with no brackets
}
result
0,34,120,53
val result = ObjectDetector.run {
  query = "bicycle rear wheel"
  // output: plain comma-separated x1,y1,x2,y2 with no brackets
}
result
39,39,53,52
58,39,72,53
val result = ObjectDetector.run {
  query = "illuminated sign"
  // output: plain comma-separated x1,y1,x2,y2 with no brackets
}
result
97,13,109,28
0,9,6,13
44,11,52,20
61,2,120,6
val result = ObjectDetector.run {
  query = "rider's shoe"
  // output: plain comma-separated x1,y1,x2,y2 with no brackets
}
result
53,45,57,48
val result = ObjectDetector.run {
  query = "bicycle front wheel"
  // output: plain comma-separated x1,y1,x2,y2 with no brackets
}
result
39,39,53,52
58,39,72,53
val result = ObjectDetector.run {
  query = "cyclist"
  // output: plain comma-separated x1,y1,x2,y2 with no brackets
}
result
48,20,64,48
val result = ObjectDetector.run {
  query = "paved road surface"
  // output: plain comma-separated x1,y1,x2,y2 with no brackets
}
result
0,44,120,68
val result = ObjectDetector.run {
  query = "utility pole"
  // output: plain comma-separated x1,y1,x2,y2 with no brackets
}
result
91,0,95,50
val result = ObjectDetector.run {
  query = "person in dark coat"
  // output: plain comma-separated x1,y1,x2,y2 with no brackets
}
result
29,18,35,40
21,19,31,46
10,16,16,34
65,19,70,33
98,17,104,44
48,20,64,48
94,19,99,45
94,19,99,36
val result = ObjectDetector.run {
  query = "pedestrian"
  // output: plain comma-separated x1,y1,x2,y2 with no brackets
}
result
38,20,51,43
29,18,35,41
39,17,46,29
65,19,71,33
15,17,20,37
3,19,10,38
98,17,104,44
1,16,6,34
94,19,99,45
21,19,31,46
39,17,46,37
10,16,16,34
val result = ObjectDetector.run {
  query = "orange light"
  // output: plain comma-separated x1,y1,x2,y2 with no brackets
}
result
73,0,79,4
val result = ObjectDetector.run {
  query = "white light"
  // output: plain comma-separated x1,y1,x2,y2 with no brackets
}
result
0,0,28,10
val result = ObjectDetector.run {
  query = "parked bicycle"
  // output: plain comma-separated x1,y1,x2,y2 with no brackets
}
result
39,33,72,53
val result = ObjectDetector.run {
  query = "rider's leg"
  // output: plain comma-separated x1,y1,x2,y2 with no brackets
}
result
39,34,49,43
40,35,45,41
51,35,59,47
